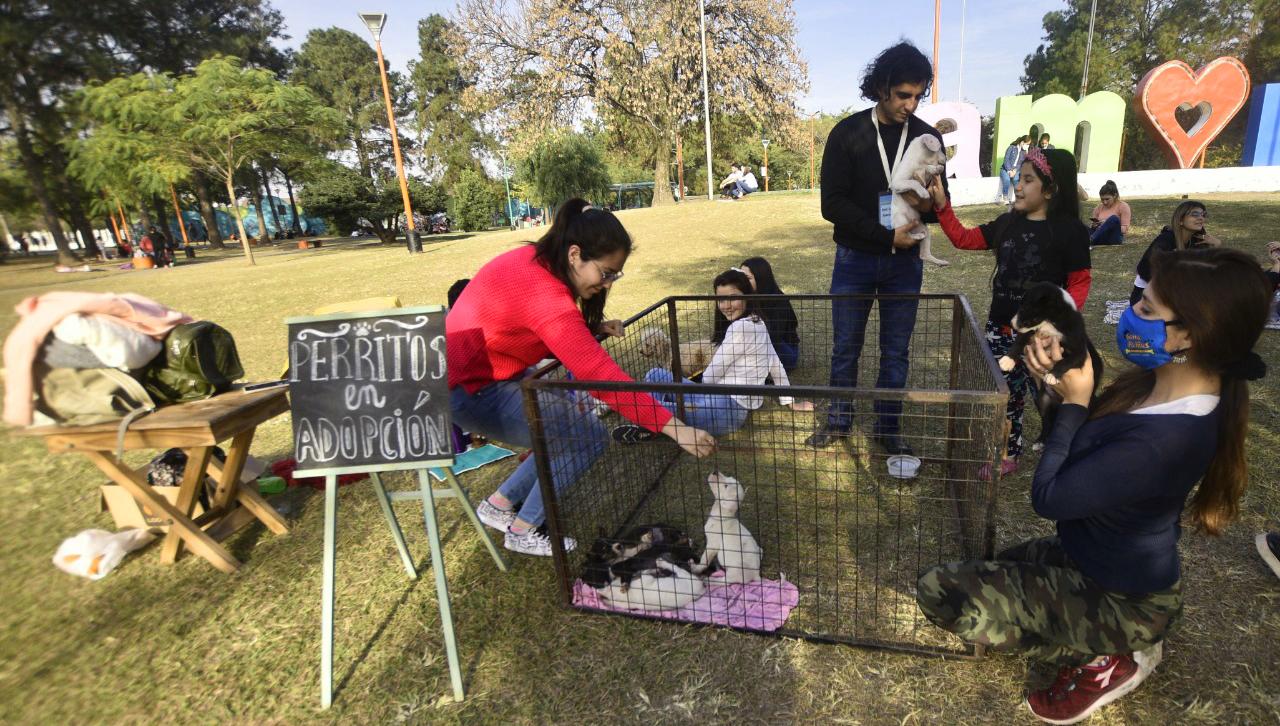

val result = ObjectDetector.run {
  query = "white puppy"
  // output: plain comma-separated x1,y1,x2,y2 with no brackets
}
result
599,559,706,611
698,471,762,584
890,134,949,267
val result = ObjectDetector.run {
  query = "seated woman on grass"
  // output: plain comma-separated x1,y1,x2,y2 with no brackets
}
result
738,256,801,372
917,247,1271,724
613,269,813,441
449,198,716,557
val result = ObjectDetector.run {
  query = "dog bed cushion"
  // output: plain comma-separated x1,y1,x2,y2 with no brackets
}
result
572,573,800,632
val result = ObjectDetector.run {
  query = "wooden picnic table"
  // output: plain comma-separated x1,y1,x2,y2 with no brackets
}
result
22,387,291,573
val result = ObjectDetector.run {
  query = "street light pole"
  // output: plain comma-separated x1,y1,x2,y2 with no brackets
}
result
699,0,714,201
499,150,514,229
1080,0,1099,99
761,138,769,193
360,12,420,253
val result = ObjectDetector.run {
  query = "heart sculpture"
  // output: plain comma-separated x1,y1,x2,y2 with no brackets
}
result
1135,57,1251,168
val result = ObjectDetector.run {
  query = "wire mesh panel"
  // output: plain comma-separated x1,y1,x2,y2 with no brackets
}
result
522,294,1007,656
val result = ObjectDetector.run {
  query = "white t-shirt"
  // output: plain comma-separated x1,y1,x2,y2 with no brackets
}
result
1132,394,1219,416
740,172,759,192
703,316,793,409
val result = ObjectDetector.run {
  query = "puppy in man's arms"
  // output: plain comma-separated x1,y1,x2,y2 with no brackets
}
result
891,135,949,267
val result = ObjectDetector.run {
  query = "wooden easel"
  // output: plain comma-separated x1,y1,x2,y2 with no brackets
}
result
318,464,507,708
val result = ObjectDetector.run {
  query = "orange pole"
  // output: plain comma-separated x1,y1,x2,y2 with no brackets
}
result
373,37,418,251
107,210,122,247
171,185,190,245
115,200,131,241
933,0,941,102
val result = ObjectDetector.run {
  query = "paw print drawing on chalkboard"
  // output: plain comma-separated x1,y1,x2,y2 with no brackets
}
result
354,322,372,336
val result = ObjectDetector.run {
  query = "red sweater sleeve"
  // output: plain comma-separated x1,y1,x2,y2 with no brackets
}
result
1066,268,1092,311
534,310,674,433
936,203,989,251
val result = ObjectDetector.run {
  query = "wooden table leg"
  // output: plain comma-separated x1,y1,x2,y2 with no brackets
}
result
84,451,241,574
211,430,254,509
161,447,213,564
234,481,289,535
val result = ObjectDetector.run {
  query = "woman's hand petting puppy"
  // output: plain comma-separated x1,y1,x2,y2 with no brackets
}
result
927,176,948,210
787,400,815,412
663,419,717,458
1023,335,1094,407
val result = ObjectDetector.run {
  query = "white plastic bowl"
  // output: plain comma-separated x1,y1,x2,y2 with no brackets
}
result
886,454,922,479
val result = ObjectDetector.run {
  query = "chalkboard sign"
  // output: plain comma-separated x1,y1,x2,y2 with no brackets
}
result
286,306,453,476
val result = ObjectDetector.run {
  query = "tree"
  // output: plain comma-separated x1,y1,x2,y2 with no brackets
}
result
517,132,612,211
451,169,497,232
456,0,808,206
292,27,417,245
410,15,488,189
1021,0,1270,170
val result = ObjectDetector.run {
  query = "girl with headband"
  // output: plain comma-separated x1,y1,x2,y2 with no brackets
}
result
917,247,1271,724
926,147,1092,480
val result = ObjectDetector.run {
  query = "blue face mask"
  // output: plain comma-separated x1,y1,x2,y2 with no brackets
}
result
1116,306,1185,369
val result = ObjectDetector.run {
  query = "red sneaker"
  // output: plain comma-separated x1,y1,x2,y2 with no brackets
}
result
1026,653,1145,724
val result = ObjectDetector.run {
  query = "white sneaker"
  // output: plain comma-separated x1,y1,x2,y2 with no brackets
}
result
476,500,516,532
504,526,576,557
1134,640,1163,678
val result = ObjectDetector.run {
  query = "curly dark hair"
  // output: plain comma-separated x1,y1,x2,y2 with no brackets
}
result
859,41,934,103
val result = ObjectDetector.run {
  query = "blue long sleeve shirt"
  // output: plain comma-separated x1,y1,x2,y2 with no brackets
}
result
1031,403,1219,593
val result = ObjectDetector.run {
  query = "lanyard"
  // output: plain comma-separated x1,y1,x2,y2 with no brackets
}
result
872,112,909,184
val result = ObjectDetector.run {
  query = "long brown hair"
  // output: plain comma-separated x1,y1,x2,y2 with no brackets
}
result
1091,248,1271,534
1169,200,1206,250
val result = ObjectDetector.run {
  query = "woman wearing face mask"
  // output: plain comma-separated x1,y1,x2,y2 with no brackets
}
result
917,247,1271,725
613,269,813,440
1129,200,1222,305
449,198,716,557
927,147,1092,480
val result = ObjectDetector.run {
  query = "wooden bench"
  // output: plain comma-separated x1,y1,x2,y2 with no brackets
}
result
22,387,291,573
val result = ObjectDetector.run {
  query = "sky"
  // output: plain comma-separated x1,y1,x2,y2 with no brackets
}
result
268,0,1066,117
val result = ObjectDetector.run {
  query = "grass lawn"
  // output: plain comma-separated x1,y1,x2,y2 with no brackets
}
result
1,194,1278,724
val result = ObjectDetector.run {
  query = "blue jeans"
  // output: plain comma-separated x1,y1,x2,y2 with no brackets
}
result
999,169,1021,198
1090,215,1124,245
449,379,607,527
826,246,923,433
644,368,749,436
735,181,757,197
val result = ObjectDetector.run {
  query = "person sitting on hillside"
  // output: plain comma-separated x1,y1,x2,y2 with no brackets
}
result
1130,200,1222,305
1089,180,1131,246
718,164,744,198
736,165,760,197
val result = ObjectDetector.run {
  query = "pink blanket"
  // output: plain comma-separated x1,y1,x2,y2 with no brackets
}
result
572,574,799,632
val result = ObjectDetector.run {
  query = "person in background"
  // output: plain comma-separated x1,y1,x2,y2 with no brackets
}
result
1130,200,1222,305
927,147,1091,480
449,198,715,557
737,165,760,197
738,256,800,371
999,136,1029,204
808,40,947,455
1089,180,1131,246
719,164,744,199
1039,132,1054,150
618,268,812,439
918,247,1271,725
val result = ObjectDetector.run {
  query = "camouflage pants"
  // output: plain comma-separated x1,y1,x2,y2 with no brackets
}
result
916,536,1183,665
985,321,1029,458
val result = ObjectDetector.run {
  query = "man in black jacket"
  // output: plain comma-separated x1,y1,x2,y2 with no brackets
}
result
808,41,949,454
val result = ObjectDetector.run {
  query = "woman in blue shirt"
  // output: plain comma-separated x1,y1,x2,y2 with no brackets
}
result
917,247,1271,724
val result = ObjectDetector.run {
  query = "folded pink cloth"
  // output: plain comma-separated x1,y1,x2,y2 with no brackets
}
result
572,574,800,632
3,292,193,426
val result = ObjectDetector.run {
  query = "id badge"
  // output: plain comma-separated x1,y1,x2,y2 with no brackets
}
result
878,191,893,230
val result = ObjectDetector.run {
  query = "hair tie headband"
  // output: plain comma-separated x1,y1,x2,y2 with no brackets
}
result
1025,147,1053,182
1223,351,1266,381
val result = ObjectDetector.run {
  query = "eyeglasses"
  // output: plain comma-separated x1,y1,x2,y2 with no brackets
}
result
593,260,624,283
1186,210,1208,219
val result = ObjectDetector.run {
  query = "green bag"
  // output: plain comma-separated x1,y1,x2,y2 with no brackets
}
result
143,321,244,404
36,365,157,426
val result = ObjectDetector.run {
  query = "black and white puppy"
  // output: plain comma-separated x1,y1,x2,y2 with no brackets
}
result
580,523,706,610
999,282,1104,448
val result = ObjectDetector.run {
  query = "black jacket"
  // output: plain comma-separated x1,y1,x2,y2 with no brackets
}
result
820,107,948,254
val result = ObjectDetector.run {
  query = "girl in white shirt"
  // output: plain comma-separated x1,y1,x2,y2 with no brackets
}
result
619,269,812,439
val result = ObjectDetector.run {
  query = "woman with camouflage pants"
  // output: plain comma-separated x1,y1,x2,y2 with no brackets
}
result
917,248,1271,724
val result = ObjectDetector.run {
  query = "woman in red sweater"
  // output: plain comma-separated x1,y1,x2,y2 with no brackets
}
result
926,148,1092,480
447,198,716,557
